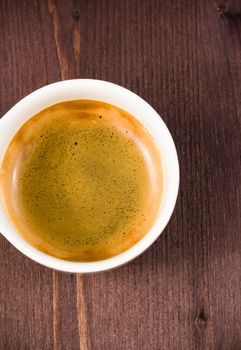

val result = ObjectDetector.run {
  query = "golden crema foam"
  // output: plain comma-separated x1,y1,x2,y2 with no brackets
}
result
0,100,163,261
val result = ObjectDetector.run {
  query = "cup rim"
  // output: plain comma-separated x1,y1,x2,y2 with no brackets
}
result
0,79,179,273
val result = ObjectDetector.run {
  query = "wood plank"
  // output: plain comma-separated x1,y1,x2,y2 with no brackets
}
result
0,0,241,349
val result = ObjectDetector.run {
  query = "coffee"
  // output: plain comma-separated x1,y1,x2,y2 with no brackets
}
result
0,100,163,261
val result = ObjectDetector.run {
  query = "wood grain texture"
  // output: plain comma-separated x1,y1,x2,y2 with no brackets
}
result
0,0,241,349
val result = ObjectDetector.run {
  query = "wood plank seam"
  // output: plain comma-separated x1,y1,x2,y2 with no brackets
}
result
53,271,61,350
47,0,69,80
76,275,90,350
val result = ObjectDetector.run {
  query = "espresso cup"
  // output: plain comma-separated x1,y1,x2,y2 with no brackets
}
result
0,79,179,273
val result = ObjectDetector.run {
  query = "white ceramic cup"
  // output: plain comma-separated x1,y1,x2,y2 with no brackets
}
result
0,79,179,273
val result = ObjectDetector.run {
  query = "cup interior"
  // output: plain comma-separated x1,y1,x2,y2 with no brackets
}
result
0,79,179,273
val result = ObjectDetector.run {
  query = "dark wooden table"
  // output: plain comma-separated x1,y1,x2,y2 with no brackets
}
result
0,1,241,349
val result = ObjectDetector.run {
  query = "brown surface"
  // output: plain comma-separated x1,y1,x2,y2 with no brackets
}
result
0,0,241,349
213,0,241,15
